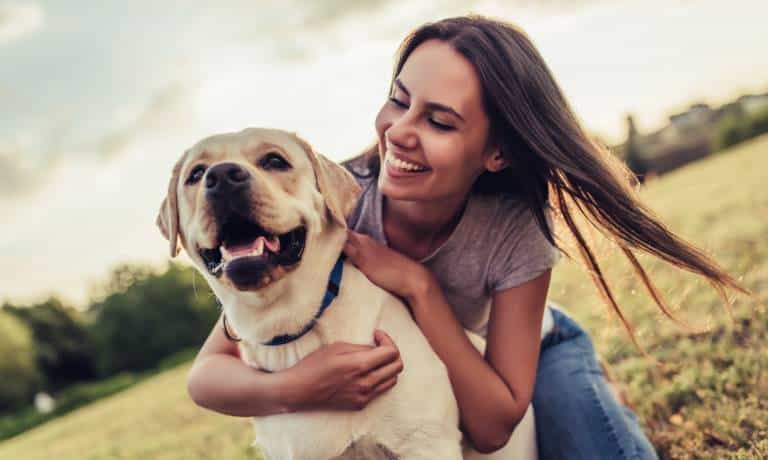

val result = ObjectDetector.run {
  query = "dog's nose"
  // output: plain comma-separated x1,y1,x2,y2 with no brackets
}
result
205,162,251,196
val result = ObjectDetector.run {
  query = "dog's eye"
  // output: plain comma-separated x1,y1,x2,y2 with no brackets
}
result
186,165,207,185
259,152,291,171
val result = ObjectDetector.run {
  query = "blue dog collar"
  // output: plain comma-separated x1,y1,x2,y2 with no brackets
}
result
261,254,346,346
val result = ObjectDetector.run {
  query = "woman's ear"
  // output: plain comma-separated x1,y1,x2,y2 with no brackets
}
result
484,150,509,173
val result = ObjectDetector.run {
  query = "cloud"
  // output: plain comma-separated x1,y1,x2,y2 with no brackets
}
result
89,80,197,159
0,2,44,45
0,80,196,201
300,0,391,27
0,151,45,197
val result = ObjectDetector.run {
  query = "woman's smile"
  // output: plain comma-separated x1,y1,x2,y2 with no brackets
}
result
383,150,431,179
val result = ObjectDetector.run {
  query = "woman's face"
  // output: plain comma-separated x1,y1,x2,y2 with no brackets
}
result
374,39,500,203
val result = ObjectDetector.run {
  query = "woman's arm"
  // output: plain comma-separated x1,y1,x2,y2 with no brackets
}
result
186,315,294,416
409,271,549,453
187,314,403,416
345,231,549,453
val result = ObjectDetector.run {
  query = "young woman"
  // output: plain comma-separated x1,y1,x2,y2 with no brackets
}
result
187,16,744,459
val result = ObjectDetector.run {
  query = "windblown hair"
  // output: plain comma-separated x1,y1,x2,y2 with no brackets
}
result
344,15,747,347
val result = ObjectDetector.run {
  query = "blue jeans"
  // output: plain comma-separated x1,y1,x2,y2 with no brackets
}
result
533,306,658,460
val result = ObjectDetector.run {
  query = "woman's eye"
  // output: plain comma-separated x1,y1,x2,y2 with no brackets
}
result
259,152,291,170
429,119,455,131
185,165,207,185
388,97,408,109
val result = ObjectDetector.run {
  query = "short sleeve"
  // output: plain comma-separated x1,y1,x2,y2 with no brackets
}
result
344,171,376,229
488,203,561,292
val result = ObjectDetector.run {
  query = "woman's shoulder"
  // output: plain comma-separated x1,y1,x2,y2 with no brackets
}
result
468,192,557,255
472,192,540,228
474,193,560,291
341,156,379,229
341,154,376,181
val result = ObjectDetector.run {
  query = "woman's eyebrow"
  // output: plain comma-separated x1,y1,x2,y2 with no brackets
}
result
394,78,465,122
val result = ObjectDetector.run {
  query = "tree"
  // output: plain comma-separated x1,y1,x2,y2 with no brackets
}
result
713,106,768,151
88,263,219,377
5,298,97,390
0,310,41,411
748,106,768,138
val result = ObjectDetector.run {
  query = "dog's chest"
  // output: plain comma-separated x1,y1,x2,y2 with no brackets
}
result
330,436,399,459
240,333,325,371
240,287,385,371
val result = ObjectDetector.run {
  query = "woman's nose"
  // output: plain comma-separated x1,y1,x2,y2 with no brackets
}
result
386,113,419,150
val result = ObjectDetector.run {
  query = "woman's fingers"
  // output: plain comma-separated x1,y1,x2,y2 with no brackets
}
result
343,231,362,263
363,357,404,389
351,343,400,375
373,329,395,347
340,331,400,378
369,375,398,399
332,342,374,354
344,231,381,270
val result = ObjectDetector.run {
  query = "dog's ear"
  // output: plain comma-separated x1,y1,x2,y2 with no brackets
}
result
156,152,187,257
297,136,361,228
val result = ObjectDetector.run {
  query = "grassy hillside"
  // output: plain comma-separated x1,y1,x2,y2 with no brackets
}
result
1,136,766,459
550,135,767,458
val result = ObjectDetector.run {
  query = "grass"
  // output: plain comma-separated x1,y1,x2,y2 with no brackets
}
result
550,135,768,458
0,348,199,442
0,135,766,459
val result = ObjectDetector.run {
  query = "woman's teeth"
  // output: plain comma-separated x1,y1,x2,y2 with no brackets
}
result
386,152,428,172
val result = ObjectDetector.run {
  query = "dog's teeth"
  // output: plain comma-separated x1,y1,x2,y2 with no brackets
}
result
251,238,265,256
265,235,281,253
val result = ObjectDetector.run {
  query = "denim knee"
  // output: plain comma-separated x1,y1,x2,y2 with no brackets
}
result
540,305,588,351
533,306,658,460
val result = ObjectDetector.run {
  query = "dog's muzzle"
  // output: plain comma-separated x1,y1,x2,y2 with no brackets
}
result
197,162,307,289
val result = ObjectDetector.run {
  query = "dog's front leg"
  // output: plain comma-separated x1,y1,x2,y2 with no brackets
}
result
394,440,464,460
330,436,399,460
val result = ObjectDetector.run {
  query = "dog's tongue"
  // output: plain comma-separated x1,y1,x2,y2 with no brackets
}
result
266,236,280,252
224,236,280,258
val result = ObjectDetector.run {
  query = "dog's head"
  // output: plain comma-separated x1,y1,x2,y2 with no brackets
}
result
156,128,360,295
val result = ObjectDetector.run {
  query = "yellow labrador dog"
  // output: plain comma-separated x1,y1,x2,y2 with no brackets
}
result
157,128,537,460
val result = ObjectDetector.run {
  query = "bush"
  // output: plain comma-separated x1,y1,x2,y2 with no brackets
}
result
714,113,751,151
88,263,219,377
0,311,41,412
5,298,97,390
749,106,768,136
714,106,768,151
0,371,141,441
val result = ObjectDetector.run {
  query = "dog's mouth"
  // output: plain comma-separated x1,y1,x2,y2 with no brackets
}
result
198,214,307,282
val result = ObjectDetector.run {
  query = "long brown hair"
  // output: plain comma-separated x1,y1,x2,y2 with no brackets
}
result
344,15,748,347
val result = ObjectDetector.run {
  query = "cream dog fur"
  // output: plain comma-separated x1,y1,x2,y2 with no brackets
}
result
157,128,537,460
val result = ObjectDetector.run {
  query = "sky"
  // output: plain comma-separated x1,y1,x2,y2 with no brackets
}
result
1,0,767,306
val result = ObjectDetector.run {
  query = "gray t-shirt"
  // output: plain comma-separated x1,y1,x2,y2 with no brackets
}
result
346,171,561,338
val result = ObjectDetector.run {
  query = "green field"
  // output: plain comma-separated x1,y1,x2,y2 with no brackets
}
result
1,136,766,460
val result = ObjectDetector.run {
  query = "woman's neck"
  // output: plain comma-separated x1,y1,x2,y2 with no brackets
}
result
382,193,468,260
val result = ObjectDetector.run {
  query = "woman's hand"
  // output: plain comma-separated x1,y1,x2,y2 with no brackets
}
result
285,330,404,411
343,230,436,303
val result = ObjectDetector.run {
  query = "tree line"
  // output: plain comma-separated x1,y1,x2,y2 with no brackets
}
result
0,263,219,413
714,105,768,151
